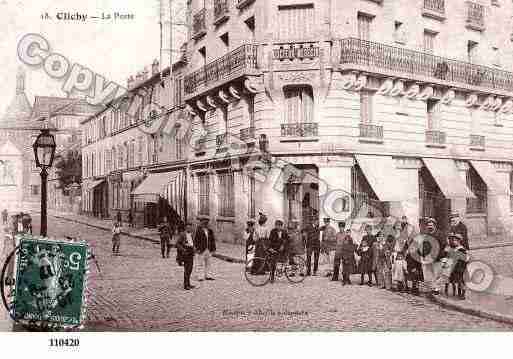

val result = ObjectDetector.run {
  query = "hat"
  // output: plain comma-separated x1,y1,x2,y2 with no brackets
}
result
449,212,460,219
426,217,437,225
258,211,267,217
448,232,463,240
247,220,255,225
323,217,331,222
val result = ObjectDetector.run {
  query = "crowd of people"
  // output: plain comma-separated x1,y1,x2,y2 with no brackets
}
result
243,211,470,299
2,209,33,238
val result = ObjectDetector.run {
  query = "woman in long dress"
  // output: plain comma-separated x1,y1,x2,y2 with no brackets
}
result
252,212,270,274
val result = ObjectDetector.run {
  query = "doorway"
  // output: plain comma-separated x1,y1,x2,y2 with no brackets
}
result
419,167,451,234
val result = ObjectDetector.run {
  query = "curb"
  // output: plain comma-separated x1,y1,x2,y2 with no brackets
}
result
428,293,513,326
49,213,245,264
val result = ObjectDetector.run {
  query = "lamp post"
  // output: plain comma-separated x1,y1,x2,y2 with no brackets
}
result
32,127,56,237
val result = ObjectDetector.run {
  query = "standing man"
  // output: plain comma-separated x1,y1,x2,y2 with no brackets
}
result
243,220,256,265
127,210,134,228
176,223,196,290
1,209,7,226
332,221,346,282
320,217,337,277
304,221,320,276
158,216,172,258
194,218,216,281
450,212,469,250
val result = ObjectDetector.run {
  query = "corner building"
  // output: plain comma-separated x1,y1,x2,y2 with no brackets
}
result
182,0,513,246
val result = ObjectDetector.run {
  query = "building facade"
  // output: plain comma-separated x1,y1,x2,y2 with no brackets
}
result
180,0,513,246
81,59,188,227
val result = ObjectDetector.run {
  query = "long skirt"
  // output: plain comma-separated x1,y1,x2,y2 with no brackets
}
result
251,240,267,274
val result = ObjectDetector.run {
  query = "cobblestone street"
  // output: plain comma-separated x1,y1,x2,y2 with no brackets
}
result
2,215,513,331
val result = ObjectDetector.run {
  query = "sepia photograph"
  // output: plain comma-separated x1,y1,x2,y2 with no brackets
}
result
2,0,513,348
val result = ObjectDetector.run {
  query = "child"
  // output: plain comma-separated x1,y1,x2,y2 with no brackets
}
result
447,234,468,300
391,252,408,291
357,239,373,286
112,221,121,254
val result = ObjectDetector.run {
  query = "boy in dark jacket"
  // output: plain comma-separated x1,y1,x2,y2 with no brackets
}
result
357,238,373,286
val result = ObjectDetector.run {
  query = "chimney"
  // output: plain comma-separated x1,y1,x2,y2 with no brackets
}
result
152,59,159,75
127,75,135,89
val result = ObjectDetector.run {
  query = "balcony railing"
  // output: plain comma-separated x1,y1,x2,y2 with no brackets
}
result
359,123,383,139
339,38,513,93
214,0,229,24
274,43,320,61
184,44,258,95
425,130,446,145
470,134,485,148
466,1,485,31
281,123,318,137
422,0,445,19
240,127,256,141
192,9,207,39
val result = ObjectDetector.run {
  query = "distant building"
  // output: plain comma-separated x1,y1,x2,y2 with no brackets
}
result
0,67,45,211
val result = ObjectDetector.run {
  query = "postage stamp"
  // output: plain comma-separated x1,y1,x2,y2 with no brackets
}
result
12,235,89,328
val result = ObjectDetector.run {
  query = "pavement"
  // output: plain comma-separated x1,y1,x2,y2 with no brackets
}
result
2,211,513,331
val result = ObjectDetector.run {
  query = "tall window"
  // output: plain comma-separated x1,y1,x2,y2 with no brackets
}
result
137,136,143,165
112,147,117,170
360,91,373,124
100,116,107,138
30,185,40,195
427,99,442,130
118,145,124,169
248,174,256,218
198,174,210,216
248,95,255,128
218,171,235,217
128,140,135,168
176,137,184,160
284,86,314,123
466,167,487,214
278,4,314,40
105,150,111,173
357,13,373,40
510,171,513,212
493,47,501,67
467,41,478,63
423,30,436,54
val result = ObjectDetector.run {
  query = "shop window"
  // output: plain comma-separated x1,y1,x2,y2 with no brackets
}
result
466,166,487,213
351,165,389,218
218,171,235,217
198,173,210,216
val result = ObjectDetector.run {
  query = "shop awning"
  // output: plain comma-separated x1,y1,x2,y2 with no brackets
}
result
355,155,418,202
131,172,182,204
85,179,105,191
470,160,511,196
422,158,475,199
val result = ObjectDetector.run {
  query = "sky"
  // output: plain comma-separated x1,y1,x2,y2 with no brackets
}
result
0,0,186,116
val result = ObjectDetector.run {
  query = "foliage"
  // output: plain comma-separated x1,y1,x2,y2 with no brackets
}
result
54,150,81,190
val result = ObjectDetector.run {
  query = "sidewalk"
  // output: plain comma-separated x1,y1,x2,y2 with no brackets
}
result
47,211,245,263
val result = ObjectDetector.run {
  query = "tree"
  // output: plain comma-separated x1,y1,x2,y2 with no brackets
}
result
54,150,82,192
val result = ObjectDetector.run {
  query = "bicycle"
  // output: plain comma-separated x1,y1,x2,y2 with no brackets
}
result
244,248,306,287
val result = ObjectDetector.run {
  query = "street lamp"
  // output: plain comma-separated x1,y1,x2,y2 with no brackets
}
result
32,127,56,236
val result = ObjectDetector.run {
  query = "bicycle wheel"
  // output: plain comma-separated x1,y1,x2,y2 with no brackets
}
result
285,255,307,283
244,257,270,287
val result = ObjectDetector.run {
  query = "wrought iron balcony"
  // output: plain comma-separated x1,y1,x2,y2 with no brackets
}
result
240,127,256,141
422,0,445,20
359,124,383,140
339,38,513,93
466,1,485,31
184,44,258,95
274,43,320,61
281,123,318,137
192,9,207,39
470,134,485,148
214,0,229,25
425,130,446,145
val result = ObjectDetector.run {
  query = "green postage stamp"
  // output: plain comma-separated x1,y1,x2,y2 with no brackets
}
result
13,235,89,327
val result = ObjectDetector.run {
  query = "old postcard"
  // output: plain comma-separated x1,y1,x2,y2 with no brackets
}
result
2,0,513,346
